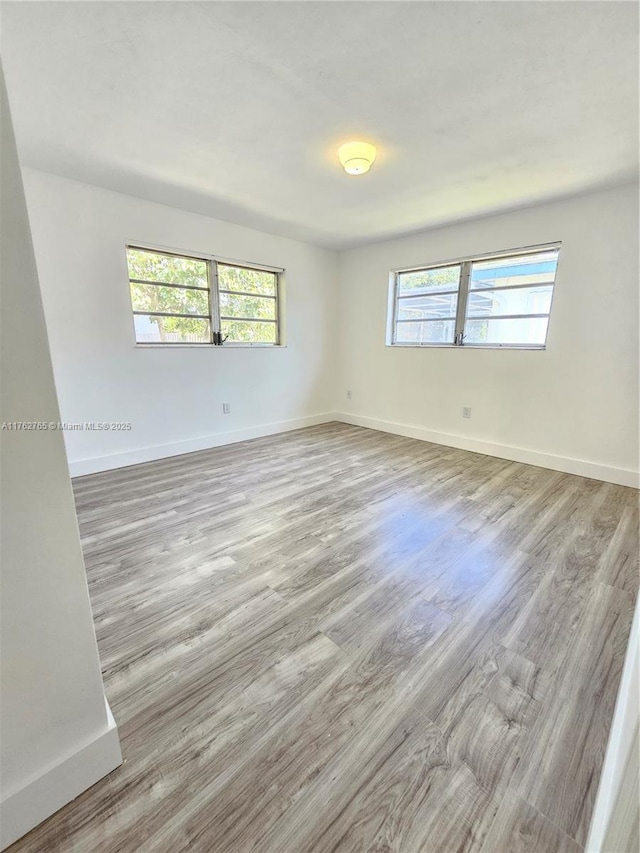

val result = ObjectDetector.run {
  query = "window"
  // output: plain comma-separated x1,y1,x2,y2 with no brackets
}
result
217,263,279,345
126,246,281,345
390,244,560,349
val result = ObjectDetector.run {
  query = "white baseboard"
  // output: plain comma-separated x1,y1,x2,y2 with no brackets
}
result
0,699,122,850
69,409,639,488
69,412,338,477
336,412,640,488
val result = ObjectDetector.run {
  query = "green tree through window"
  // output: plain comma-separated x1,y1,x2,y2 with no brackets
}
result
126,248,280,345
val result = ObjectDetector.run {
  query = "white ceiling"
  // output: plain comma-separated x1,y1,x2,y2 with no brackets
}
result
1,1,638,249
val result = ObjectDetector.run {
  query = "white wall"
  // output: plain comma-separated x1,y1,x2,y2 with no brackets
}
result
22,168,339,475
20,172,639,488
337,183,639,486
587,597,639,852
0,67,121,849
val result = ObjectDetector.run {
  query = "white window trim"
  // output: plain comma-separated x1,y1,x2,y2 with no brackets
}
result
388,242,561,350
126,242,284,347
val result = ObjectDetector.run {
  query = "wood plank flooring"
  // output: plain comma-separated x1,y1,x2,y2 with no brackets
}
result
8,423,638,852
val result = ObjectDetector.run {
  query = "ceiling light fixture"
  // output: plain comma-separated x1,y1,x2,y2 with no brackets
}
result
338,141,377,175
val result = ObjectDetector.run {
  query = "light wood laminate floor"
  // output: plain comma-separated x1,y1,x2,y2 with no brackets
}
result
9,423,638,852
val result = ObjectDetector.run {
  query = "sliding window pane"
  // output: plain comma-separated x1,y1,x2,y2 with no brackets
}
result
466,285,553,318
222,318,277,344
397,292,458,321
395,320,455,344
464,317,548,346
130,282,209,316
219,291,276,320
218,264,277,296
127,248,208,287
470,250,559,291
397,265,461,296
133,315,211,344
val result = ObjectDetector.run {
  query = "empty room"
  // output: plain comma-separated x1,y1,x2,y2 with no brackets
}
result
1,1,638,851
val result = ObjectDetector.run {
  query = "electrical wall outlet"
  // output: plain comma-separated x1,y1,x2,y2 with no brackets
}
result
462,406,471,419
222,403,231,414
347,390,352,400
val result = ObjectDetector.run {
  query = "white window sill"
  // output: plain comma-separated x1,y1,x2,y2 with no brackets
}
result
386,343,546,351
135,343,287,349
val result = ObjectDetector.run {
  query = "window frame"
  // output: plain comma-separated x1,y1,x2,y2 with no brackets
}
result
389,242,561,350
126,243,283,347
215,261,281,346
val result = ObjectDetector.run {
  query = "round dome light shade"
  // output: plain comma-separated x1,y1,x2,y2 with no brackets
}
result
338,141,377,175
